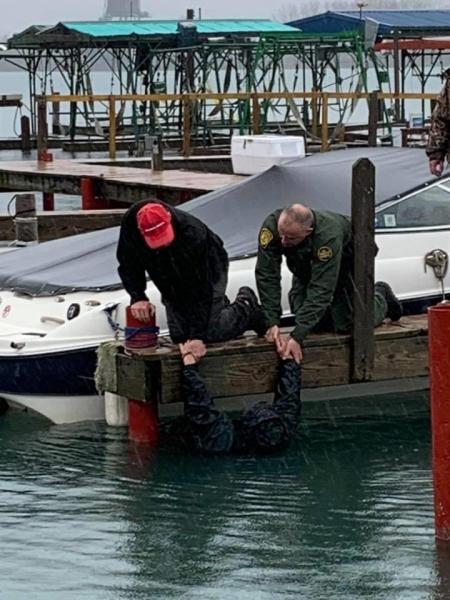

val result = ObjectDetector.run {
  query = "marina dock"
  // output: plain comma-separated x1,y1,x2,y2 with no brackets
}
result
96,315,429,408
0,159,243,205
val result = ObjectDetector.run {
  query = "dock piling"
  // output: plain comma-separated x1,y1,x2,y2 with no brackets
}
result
428,303,450,542
13,193,38,245
20,116,31,154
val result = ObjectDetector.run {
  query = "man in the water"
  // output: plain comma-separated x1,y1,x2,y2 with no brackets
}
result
164,346,302,455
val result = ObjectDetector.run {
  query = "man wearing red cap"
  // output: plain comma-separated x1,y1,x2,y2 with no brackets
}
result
117,200,266,360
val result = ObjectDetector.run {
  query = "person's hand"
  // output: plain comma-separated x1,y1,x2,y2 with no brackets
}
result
266,325,286,354
179,343,197,366
429,159,444,177
184,339,207,361
281,337,303,364
130,300,155,323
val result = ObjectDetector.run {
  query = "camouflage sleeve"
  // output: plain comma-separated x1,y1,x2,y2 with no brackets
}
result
426,74,450,161
291,236,343,344
255,218,283,327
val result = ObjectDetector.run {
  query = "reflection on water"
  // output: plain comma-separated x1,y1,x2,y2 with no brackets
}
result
0,409,445,599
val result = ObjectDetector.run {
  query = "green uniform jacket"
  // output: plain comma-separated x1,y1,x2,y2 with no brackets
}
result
255,209,353,344
426,69,450,162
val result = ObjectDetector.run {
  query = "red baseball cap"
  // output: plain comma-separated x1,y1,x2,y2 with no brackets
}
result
137,203,175,249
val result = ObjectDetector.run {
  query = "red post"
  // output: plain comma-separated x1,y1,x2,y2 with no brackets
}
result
42,192,55,211
125,306,160,445
80,177,109,210
429,303,450,541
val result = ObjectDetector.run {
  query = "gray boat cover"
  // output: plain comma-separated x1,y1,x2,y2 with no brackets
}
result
0,147,434,296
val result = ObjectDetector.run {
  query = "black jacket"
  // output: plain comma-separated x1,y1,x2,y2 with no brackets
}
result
116,201,229,342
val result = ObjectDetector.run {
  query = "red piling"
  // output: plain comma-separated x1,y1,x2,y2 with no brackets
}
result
80,177,109,210
125,306,160,445
428,303,450,541
42,192,55,211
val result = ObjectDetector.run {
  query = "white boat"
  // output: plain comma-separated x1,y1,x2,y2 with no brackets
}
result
0,147,445,423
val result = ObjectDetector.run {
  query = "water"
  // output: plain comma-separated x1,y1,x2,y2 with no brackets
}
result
1,409,447,599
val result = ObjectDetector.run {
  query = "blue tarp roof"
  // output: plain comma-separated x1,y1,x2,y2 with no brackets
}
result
62,19,298,38
289,10,450,36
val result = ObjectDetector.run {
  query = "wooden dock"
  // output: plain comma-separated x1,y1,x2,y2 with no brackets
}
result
0,159,243,204
96,316,429,409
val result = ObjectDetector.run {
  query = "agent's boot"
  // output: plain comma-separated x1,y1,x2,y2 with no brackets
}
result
375,281,403,322
236,286,268,337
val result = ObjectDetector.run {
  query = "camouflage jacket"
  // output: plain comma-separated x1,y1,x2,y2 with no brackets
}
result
255,209,353,344
426,69,450,161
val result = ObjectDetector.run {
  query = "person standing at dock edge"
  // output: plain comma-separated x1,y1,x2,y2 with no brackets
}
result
427,69,450,176
255,204,403,363
117,200,267,359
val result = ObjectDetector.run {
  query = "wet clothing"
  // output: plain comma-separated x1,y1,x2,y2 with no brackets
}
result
164,359,301,455
255,209,387,343
117,201,255,344
426,69,450,162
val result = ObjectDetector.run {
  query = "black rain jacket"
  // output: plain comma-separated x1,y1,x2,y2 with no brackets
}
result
116,200,228,342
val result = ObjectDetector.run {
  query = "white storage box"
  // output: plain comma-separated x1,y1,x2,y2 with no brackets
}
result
231,135,306,175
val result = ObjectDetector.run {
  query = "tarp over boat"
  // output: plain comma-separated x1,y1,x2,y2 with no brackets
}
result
0,147,434,296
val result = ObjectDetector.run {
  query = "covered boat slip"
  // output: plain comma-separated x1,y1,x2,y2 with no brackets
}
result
0,148,434,297
96,315,429,411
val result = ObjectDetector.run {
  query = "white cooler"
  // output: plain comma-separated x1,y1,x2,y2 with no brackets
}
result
231,134,306,175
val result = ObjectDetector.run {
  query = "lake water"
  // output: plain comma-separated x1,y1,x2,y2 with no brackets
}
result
0,409,446,599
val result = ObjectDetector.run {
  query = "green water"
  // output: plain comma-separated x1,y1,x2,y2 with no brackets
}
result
0,410,448,599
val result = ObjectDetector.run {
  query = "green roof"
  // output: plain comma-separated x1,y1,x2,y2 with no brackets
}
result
63,19,299,38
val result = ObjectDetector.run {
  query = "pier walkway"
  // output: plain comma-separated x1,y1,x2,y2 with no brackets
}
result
0,159,243,204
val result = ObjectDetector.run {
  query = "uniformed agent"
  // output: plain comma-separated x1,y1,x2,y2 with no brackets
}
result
117,200,266,361
255,204,402,363
427,68,450,177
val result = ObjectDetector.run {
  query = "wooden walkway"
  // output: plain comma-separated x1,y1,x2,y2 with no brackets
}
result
97,315,429,407
0,159,244,204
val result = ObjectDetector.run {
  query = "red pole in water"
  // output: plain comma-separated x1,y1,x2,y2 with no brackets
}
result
429,303,450,541
125,306,160,445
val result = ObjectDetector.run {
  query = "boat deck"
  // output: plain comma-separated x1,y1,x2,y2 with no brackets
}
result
97,315,429,406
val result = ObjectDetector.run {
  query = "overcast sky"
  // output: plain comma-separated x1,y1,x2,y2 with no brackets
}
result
0,0,291,37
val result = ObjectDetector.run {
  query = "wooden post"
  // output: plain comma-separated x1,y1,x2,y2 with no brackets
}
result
351,158,375,381
14,193,38,245
20,115,31,153
37,99,52,162
368,91,379,147
321,93,329,152
252,94,261,135
393,32,401,122
151,135,164,171
311,91,318,138
52,92,61,135
183,96,191,157
109,96,117,160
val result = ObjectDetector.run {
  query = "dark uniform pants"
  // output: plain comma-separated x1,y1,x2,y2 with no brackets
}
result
288,274,387,335
164,272,254,343
179,359,302,455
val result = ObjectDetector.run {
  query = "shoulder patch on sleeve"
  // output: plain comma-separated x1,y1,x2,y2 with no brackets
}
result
259,227,274,249
317,246,333,262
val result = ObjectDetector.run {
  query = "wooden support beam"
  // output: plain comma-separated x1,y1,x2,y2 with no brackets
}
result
20,116,31,154
37,99,49,162
182,97,191,158
109,96,117,160
368,91,379,147
321,93,329,152
252,94,261,135
14,193,38,245
351,158,376,382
